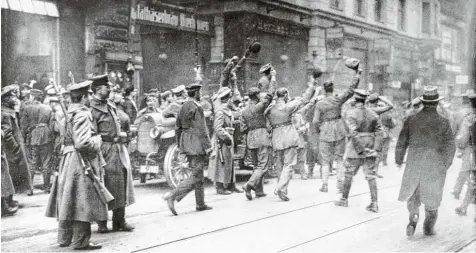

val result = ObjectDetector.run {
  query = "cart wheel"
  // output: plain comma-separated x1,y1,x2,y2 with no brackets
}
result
164,143,190,189
140,174,146,184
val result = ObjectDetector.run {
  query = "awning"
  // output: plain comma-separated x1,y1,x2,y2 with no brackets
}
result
1,0,59,17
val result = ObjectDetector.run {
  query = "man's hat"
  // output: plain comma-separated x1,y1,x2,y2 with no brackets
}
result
367,93,379,103
68,80,93,92
171,85,185,94
1,85,19,98
186,83,202,92
89,74,109,88
30,89,44,97
412,97,422,106
312,66,323,79
216,87,231,99
353,89,369,100
248,87,261,98
323,80,334,89
344,57,360,71
46,88,56,96
420,85,443,102
259,63,273,74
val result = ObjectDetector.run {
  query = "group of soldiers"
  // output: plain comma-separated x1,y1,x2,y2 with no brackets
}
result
1,54,475,250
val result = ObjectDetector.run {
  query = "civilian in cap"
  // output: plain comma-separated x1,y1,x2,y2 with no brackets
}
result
163,85,187,118
45,80,106,250
135,96,160,124
335,89,383,213
366,93,395,178
265,79,317,201
44,85,57,104
20,88,54,194
313,67,362,193
396,85,456,237
163,82,214,215
450,89,476,200
89,74,136,233
1,85,32,214
454,92,476,218
257,63,277,94
208,87,243,195
122,86,138,123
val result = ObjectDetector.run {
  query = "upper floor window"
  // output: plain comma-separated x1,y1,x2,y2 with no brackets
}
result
354,0,366,17
422,2,431,34
398,0,406,31
374,0,384,22
330,0,343,10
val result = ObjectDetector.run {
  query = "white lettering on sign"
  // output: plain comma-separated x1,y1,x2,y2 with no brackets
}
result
131,5,209,32
455,75,468,85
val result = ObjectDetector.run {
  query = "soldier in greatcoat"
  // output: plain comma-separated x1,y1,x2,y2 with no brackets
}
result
395,86,456,237
265,82,316,201
121,86,138,123
208,87,242,194
162,85,186,118
45,80,107,250
313,65,362,193
451,90,475,200
335,89,383,212
163,83,214,215
2,130,18,216
1,85,32,205
89,74,135,233
454,93,476,217
20,88,54,194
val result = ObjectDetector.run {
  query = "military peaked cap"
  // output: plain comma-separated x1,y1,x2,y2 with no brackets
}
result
68,80,93,92
1,85,19,98
30,89,44,97
353,89,369,100
89,74,109,88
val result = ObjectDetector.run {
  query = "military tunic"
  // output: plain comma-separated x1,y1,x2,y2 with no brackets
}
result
1,130,15,197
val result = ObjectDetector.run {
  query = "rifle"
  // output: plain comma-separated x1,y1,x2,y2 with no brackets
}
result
50,74,114,205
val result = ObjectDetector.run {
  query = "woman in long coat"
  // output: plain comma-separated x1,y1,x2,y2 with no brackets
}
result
208,87,242,195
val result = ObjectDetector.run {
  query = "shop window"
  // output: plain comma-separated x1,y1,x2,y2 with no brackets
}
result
374,0,384,22
330,0,343,10
421,2,431,34
354,0,366,17
1,0,58,17
398,0,406,31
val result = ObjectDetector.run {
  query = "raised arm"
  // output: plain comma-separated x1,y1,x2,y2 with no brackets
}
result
338,69,362,104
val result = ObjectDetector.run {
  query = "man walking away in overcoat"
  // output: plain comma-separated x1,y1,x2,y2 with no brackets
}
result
1,85,32,206
90,74,135,233
335,90,383,212
163,83,214,215
45,80,107,250
395,86,456,237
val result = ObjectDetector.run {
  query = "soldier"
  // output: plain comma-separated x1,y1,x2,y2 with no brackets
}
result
113,91,132,146
136,96,160,123
2,130,18,216
122,86,138,123
208,87,242,194
313,63,362,193
48,96,65,173
454,93,476,217
366,93,395,178
1,85,32,207
396,86,455,237
265,81,316,201
451,90,475,200
257,64,273,93
20,88,54,194
241,87,274,200
163,83,214,215
162,85,186,118
89,74,135,233
159,90,173,110
334,89,383,212
45,80,107,250
292,108,309,180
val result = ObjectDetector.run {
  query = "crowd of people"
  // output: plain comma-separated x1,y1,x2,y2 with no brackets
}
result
1,56,475,250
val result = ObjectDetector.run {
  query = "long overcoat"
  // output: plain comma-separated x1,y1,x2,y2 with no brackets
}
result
45,103,108,222
90,98,135,210
395,106,456,208
455,110,476,171
1,131,15,197
1,107,32,193
208,106,235,184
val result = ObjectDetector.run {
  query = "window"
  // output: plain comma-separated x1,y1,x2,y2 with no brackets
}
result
433,3,439,35
422,2,431,34
397,0,406,31
354,0,366,17
374,0,384,22
330,0,343,10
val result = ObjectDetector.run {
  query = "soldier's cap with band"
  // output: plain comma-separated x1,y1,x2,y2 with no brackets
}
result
1,84,19,98
353,89,369,100
68,80,93,92
30,89,44,97
171,85,185,94
367,93,379,103
89,74,109,88
186,83,202,92
259,63,272,74
420,85,443,102
216,87,231,99
46,87,56,96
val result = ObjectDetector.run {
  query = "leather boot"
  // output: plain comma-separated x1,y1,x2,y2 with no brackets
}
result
112,208,134,232
423,210,438,236
43,172,51,193
406,213,419,237
7,195,19,208
319,184,328,193
243,184,253,200
216,183,231,195
228,183,243,193
1,197,18,216
97,221,109,233
335,177,352,207
366,179,379,213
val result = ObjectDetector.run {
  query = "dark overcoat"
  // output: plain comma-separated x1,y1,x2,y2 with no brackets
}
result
208,107,235,184
1,131,15,197
20,100,53,146
1,107,32,193
45,103,108,221
395,106,456,208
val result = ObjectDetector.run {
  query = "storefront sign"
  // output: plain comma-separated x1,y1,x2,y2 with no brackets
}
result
131,5,210,32
445,64,461,73
455,75,468,85
325,27,344,59
372,38,391,66
255,16,308,38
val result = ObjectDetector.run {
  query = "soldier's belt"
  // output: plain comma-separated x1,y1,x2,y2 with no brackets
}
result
356,132,376,137
101,135,128,143
271,121,292,129
320,116,341,123
248,126,267,132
